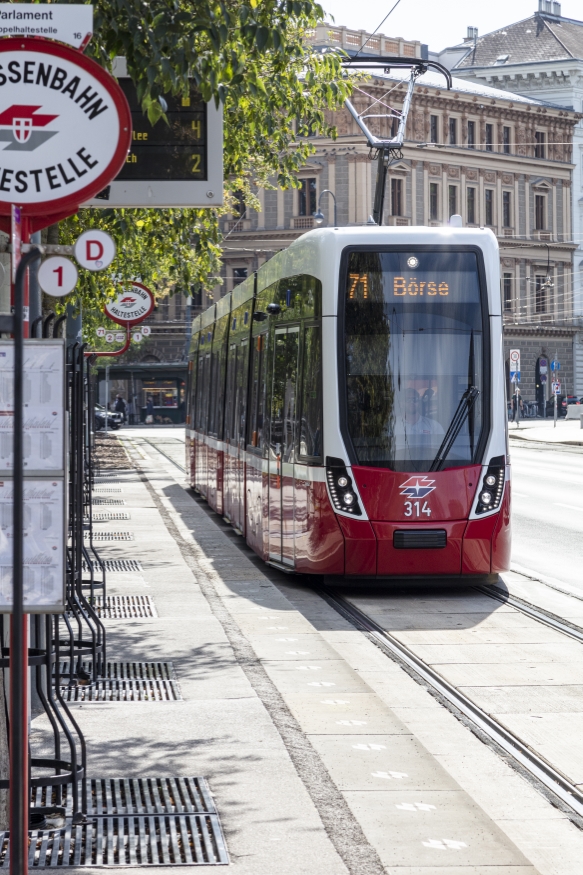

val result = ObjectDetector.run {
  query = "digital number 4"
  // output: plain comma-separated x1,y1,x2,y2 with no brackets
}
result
403,501,432,517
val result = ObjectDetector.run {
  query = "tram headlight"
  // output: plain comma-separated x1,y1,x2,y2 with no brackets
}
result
325,457,362,517
475,456,506,515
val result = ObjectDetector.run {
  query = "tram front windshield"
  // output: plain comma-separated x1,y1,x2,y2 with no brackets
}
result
343,249,485,472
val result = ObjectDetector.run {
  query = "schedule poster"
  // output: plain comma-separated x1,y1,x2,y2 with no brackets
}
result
0,479,65,612
0,341,65,473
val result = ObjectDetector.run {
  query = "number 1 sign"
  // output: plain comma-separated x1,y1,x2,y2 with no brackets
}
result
38,256,78,296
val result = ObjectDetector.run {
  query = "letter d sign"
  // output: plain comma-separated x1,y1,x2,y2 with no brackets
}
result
74,229,116,271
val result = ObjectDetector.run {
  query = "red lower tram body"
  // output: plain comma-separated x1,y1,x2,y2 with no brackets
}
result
186,436,511,578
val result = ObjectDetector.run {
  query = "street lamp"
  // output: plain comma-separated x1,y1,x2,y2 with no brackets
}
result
314,189,337,227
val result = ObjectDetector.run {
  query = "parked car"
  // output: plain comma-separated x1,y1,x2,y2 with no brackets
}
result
562,395,580,408
94,405,120,430
545,395,567,417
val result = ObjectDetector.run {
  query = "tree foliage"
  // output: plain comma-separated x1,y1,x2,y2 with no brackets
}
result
51,0,351,315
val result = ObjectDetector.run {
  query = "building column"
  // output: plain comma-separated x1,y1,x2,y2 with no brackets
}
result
423,163,429,225
525,179,530,239
496,174,502,236
276,189,285,229
256,188,265,230
442,168,448,224
552,179,557,242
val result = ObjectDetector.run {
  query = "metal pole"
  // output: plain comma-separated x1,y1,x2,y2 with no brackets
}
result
11,247,41,875
317,190,337,227
104,365,109,434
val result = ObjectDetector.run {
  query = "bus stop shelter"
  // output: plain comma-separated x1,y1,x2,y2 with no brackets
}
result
95,362,188,424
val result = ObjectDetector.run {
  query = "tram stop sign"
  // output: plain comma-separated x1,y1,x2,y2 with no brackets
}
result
509,349,520,384
0,37,131,222
104,282,154,326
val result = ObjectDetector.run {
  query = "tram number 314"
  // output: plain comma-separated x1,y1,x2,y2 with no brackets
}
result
404,501,432,517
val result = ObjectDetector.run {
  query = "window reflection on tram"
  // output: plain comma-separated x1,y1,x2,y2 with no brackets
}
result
344,250,485,472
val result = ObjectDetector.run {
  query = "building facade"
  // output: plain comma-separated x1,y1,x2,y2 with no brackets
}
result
440,0,583,394
218,64,580,406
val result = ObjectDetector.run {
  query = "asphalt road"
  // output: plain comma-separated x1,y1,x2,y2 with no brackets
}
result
510,442,583,591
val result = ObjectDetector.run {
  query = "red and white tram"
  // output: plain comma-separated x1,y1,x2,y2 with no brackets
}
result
186,226,510,578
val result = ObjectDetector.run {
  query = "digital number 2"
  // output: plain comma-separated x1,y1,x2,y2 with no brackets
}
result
192,154,201,173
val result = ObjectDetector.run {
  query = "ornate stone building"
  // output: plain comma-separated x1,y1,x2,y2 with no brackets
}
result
439,0,583,395
218,66,580,406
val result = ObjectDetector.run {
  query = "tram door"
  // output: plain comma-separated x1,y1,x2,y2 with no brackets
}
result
269,326,299,565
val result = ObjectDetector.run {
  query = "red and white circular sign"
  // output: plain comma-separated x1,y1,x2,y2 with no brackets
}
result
0,38,131,216
104,282,154,326
96,327,105,337
74,229,116,271
105,332,114,343
141,325,151,337
38,255,78,296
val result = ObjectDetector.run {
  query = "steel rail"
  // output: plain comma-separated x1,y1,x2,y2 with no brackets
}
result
319,588,583,819
476,585,583,644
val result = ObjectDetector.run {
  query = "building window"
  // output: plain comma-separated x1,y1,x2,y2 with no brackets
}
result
485,189,494,226
430,115,439,144
535,275,547,313
449,118,457,145
503,191,512,227
391,178,403,216
535,194,545,230
503,126,511,154
233,190,246,219
503,273,512,311
535,131,546,159
429,182,439,220
467,120,475,148
485,124,493,151
467,187,476,224
448,185,457,218
298,178,316,216
390,117,399,138
233,267,248,286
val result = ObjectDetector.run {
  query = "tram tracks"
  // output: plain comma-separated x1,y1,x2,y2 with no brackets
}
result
131,433,583,822
320,587,583,824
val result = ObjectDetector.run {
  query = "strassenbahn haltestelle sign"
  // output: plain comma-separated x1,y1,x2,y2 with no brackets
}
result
0,37,131,215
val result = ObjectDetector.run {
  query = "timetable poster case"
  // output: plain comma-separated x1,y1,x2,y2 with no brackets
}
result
0,340,66,476
0,479,66,613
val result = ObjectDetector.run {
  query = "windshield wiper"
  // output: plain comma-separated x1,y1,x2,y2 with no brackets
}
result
429,387,480,472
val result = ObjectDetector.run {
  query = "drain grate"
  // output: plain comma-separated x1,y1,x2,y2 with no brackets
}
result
0,814,228,866
59,663,180,702
93,595,156,619
31,777,215,818
94,488,123,493
59,662,174,681
92,497,125,506
84,531,134,541
92,512,131,521
82,558,142,573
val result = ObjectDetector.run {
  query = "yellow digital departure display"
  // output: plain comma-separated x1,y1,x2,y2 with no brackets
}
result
393,277,449,296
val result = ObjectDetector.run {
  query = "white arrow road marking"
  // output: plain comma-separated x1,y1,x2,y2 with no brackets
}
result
371,771,408,780
423,839,467,850
353,743,386,751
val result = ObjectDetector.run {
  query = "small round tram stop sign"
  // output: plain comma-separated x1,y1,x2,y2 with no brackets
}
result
0,37,131,217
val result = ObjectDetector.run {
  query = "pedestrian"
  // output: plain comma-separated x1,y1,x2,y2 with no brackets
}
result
114,394,127,423
512,387,523,425
127,397,134,425
146,395,154,424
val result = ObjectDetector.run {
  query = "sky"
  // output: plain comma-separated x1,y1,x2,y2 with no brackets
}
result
320,0,582,52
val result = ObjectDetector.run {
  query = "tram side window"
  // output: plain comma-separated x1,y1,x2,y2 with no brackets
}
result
248,334,267,450
208,349,220,436
198,354,211,432
298,325,322,460
225,343,237,442
235,339,249,448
